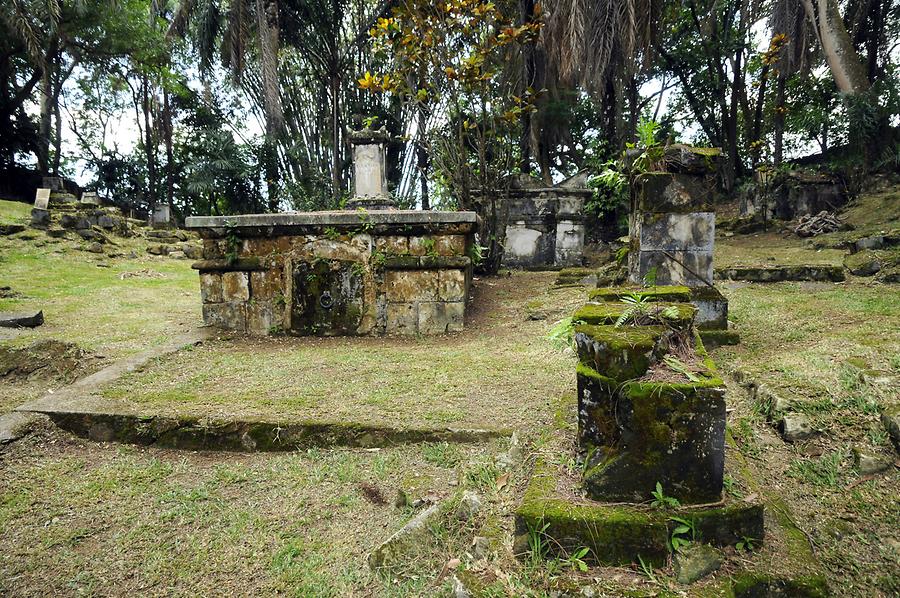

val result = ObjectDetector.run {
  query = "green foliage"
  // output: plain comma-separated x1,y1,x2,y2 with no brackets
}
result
669,516,698,552
662,356,702,382
548,317,581,350
787,450,845,488
650,481,681,509
224,220,240,265
637,554,659,584
736,535,757,552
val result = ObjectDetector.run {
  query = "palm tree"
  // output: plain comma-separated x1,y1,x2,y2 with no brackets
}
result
171,0,285,210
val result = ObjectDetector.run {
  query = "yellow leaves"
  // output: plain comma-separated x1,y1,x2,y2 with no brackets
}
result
445,66,458,79
357,71,398,93
358,71,377,90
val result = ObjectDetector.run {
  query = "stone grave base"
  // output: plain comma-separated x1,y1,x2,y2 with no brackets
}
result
515,458,764,567
514,457,828,596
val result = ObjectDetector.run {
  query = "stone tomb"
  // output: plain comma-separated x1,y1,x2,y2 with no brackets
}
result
501,174,589,268
628,145,720,287
185,211,477,336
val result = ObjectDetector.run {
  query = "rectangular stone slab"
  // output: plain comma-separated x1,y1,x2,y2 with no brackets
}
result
632,212,715,251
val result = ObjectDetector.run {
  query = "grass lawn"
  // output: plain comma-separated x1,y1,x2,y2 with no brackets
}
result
97,272,582,432
0,426,512,596
715,231,845,267
1,199,200,414
713,279,900,596
0,198,31,225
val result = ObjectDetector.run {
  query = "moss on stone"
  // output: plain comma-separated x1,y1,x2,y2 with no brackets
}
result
574,324,661,381
574,302,696,328
729,572,829,597
698,329,741,349
588,285,692,303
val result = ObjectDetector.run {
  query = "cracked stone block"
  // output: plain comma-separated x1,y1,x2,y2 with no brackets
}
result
632,212,715,252
375,235,409,255
384,270,438,302
418,301,464,334
248,300,279,335
631,249,713,287
635,172,718,213
438,270,466,302
250,269,283,300
200,273,223,304
385,302,417,335
222,271,250,302
435,234,466,256
202,302,247,331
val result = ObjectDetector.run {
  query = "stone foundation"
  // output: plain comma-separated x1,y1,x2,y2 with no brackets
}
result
185,211,477,336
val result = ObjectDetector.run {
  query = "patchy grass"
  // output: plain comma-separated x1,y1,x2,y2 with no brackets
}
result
716,281,899,421
715,231,845,267
713,279,900,597
0,425,511,596
0,233,199,358
0,198,30,225
97,273,582,432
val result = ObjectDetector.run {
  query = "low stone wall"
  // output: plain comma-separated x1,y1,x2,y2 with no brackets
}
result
185,211,477,336
502,187,588,268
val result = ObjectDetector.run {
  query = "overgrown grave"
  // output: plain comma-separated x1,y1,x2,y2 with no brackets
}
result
513,144,829,594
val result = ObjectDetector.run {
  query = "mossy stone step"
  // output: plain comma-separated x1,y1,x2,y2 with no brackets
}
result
714,264,845,283
588,285,692,303
574,301,696,329
515,458,763,567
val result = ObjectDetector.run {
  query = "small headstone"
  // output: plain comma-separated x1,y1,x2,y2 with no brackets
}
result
41,176,64,191
674,544,724,584
81,191,100,205
34,188,50,210
152,204,172,227
454,490,483,521
779,413,815,442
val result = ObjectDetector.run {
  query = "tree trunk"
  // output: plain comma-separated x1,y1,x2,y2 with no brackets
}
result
163,87,175,207
38,37,59,176
330,71,342,204
804,0,870,94
773,76,786,165
142,74,157,211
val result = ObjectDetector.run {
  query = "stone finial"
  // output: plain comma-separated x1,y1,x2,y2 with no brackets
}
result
347,126,395,210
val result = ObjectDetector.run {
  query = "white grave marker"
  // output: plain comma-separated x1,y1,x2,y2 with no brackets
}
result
34,188,50,210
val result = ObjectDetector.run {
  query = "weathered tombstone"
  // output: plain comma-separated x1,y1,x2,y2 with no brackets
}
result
347,127,395,210
628,145,721,287
34,188,50,211
81,191,100,205
42,176,64,192
501,173,589,268
151,204,173,228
